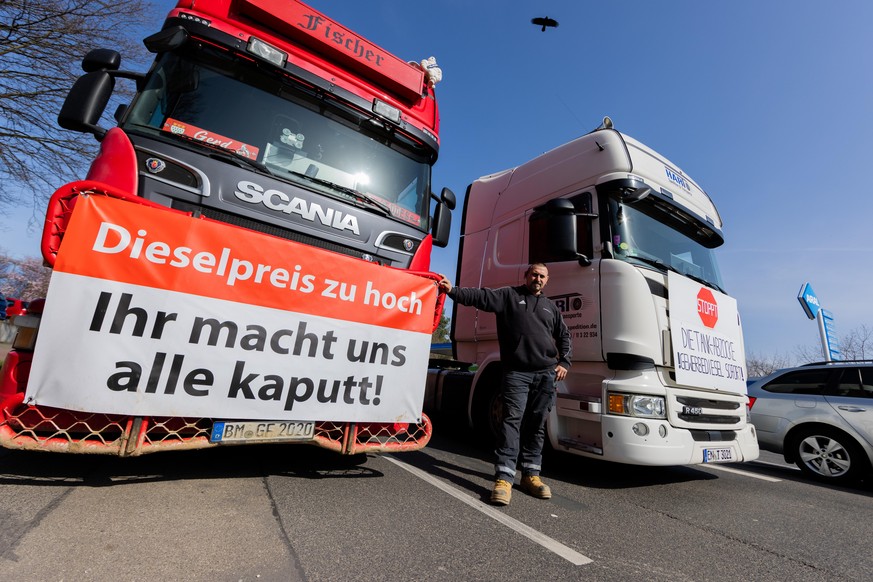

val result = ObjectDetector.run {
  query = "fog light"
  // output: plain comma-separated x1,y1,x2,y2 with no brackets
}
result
659,425,668,438
632,422,649,436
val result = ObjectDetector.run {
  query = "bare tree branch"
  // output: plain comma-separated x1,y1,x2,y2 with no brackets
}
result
793,323,873,364
837,324,872,361
746,351,793,379
0,0,162,213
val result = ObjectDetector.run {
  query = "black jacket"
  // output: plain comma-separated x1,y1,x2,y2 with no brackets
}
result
449,285,571,372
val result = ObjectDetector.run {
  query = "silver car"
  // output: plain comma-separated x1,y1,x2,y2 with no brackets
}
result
747,361,873,483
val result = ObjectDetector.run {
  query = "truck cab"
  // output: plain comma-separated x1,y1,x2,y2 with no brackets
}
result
0,0,453,457
56,0,455,270
452,124,759,466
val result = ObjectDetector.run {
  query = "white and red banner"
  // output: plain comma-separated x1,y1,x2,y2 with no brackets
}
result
668,271,747,394
25,194,437,422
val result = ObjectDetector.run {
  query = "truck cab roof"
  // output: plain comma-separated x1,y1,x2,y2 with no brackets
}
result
466,129,721,238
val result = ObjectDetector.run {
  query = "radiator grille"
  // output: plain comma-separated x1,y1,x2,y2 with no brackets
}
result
171,201,389,264
668,389,745,429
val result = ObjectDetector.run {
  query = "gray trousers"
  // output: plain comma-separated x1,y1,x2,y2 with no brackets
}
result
494,369,556,480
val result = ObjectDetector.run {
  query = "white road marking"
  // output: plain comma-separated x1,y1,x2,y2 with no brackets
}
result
750,459,800,471
701,464,782,482
385,455,592,566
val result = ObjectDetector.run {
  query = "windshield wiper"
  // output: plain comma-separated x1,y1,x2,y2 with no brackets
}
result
684,271,726,294
628,255,725,293
627,254,669,272
290,171,391,217
207,149,272,174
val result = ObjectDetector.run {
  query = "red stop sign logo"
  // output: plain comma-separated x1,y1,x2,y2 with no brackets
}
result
697,288,718,328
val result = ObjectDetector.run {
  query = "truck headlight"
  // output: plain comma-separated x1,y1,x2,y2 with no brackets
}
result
607,392,666,419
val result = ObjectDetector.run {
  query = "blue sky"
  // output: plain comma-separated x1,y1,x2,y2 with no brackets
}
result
3,0,872,361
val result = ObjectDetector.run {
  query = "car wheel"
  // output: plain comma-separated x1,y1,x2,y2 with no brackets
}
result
790,427,867,482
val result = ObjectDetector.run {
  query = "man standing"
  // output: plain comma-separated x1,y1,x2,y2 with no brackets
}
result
438,263,571,506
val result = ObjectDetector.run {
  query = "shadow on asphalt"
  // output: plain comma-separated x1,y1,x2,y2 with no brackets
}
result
0,443,380,488
422,412,873,496
407,413,721,494
1,413,871,496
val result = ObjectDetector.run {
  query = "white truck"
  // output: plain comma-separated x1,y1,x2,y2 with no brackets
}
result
427,120,760,466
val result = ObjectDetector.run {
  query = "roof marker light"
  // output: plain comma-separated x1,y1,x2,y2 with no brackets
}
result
373,99,401,124
247,37,287,67
178,12,212,26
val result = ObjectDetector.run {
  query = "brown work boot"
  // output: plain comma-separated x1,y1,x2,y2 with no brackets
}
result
490,479,512,506
520,475,552,499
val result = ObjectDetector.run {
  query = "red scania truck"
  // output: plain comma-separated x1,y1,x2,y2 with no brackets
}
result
0,0,454,456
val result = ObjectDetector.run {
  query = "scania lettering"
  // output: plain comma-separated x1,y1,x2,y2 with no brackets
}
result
425,119,759,468
0,0,455,458
234,180,361,234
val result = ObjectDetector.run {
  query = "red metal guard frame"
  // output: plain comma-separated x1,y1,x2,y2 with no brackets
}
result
1,179,439,456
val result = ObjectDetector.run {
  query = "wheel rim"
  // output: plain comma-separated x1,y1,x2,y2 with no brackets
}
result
798,435,851,477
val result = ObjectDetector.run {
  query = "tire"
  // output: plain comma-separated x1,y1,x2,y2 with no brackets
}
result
789,426,868,483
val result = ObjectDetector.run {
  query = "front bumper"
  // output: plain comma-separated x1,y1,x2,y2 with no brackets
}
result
1,350,431,457
601,413,759,465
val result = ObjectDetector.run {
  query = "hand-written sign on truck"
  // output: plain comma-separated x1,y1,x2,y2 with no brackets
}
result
25,195,438,422
668,272,747,394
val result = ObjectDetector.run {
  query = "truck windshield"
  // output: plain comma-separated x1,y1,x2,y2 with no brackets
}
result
608,197,726,292
122,47,432,231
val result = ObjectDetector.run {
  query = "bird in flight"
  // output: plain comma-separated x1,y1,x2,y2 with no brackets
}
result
531,16,559,31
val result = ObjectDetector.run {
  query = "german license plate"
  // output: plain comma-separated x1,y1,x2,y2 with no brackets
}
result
702,448,734,463
210,420,315,443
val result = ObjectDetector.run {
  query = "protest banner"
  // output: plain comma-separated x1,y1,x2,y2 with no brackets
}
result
25,194,438,422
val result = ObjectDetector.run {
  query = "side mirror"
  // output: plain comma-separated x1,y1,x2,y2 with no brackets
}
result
82,49,121,73
57,71,115,138
431,187,455,248
529,198,594,266
58,46,149,136
440,187,456,210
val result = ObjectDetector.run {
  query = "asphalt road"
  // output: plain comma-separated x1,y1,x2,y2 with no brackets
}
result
0,419,871,581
